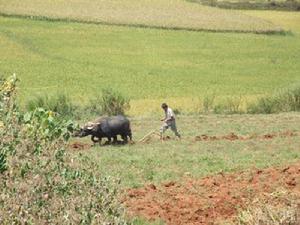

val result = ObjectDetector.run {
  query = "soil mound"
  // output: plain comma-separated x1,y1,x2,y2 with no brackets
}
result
124,162,300,225
69,142,91,150
195,130,298,142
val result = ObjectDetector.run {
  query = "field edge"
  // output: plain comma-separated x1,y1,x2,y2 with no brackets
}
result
0,12,286,35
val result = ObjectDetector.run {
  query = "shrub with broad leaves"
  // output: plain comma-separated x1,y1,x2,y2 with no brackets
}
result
0,75,128,224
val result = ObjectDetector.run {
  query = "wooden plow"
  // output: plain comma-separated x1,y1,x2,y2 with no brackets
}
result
137,129,161,143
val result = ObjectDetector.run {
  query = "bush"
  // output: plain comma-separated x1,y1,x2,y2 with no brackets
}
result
0,74,20,172
0,75,129,224
247,85,300,114
99,88,130,116
26,93,76,118
247,96,277,114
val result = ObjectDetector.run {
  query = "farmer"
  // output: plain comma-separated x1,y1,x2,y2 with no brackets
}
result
160,103,181,139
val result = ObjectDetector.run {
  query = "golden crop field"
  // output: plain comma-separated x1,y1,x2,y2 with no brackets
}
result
0,0,282,33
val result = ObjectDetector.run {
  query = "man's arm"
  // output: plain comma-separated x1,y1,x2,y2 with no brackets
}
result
161,111,167,121
164,116,174,122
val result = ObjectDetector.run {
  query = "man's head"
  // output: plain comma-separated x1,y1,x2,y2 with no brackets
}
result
161,103,168,111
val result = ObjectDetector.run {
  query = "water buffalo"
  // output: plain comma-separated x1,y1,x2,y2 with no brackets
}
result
75,115,132,145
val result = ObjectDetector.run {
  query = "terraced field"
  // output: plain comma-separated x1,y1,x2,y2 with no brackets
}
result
0,12,299,115
1,1,300,224
0,0,282,33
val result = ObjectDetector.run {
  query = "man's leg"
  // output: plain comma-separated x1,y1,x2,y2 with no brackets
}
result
160,122,169,139
170,121,181,138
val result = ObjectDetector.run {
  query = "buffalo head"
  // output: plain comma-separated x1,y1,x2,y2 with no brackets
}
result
73,122,101,137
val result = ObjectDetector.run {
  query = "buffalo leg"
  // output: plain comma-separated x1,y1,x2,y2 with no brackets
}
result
121,134,128,144
112,136,118,144
106,137,112,145
91,136,98,143
98,137,102,146
91,136,102,146
128,129,132,141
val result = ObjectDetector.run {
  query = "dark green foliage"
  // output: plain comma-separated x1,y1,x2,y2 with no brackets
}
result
248,85,300,114
248,97,277,114
188,0,300,11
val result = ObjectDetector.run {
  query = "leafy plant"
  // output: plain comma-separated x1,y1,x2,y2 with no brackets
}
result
0,75,129,224
22,108,76,154
0,74,21,171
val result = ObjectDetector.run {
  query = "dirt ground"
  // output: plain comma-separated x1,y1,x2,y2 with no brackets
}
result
69,142,92,150
124,162,300,225
69,130,299,150
194,130,299,142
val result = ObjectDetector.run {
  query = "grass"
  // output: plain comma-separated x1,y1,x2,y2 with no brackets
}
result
26,93,76,118
242,10,300,33
0,13,299,115
74,113,300,188
0,0,282,33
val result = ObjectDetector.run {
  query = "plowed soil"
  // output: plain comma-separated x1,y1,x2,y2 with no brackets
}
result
195,130,299,142
139,130,299,145
69,142,91,150
124,162,300,225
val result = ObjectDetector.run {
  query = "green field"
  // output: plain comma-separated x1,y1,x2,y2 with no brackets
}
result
0,0,299,181
77,113,300,188
1,1,300,224
0,11,300,115
0,0,282,33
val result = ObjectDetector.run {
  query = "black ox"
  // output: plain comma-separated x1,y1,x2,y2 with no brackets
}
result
75,115,132,145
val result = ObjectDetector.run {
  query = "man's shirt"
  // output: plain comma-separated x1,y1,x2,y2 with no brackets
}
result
165,107,175,123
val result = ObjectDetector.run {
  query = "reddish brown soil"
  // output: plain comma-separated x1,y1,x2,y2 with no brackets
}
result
195,130,298,142
69,142,92,150
124,162,300,225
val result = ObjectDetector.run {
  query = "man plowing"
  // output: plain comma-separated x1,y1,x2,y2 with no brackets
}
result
160,103,181,140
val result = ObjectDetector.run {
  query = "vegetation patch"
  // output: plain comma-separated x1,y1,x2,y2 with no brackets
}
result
0,0,283,33
0,15,299,116
81,113,300,188
0,75,128,224
247,84,300,114
94,88,130,116
188,0,300,11
26,93,76,118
